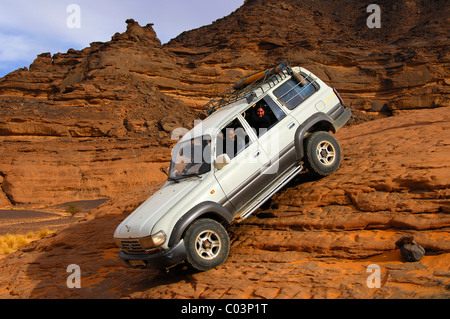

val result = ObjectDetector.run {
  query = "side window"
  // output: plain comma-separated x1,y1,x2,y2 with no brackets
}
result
244,96,286,137
216,118,251,160
273,74,317,110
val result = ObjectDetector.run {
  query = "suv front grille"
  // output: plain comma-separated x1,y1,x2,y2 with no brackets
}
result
120,239,147,255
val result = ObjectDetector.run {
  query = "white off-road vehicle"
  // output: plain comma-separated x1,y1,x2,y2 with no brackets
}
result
114,61,351,271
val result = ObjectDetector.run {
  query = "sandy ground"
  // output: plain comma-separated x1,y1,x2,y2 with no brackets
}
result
0,199,109,235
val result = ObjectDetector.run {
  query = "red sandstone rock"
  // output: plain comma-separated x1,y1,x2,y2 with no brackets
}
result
0,107,448,299
0,0,448,206
0,0,448,299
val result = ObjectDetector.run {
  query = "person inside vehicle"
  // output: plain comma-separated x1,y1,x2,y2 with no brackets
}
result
224,127,246,159
250,104,271,136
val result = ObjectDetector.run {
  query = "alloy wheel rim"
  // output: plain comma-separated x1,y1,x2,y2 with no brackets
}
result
316,140,336,166
195,230,221,260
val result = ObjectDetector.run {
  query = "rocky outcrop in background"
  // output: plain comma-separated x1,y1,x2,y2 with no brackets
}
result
0,0,449,206
165,0,449,112
0,19,198,206
0,0,448,207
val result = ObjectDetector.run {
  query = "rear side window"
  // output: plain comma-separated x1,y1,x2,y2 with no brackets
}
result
243,96,286,137
274,76,317,110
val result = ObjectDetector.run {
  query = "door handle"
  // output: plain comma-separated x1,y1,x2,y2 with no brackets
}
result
288,122,296,129
252,150,260,158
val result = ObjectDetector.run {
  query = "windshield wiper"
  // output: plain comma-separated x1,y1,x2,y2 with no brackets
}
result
162,167,181,183
167,177,180,183
170,173,204,182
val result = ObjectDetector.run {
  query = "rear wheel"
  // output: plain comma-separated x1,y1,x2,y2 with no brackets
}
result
184,219,230,271
304,131,341,177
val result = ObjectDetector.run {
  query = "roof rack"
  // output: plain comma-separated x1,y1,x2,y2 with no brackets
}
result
202,60,293,115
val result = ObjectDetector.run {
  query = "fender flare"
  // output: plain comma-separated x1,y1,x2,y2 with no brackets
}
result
294,112,335,161
168,201,234,247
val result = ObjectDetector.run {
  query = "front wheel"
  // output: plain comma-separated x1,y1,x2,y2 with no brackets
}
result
184,219,230,271
304,131,342,177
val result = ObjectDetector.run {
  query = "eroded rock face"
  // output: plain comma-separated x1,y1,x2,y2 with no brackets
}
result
165,0,450,113
0,20,199,206
0,0,448,299
0,0,448,206
0,0,448,207
0,136,174,206
0,107,448,299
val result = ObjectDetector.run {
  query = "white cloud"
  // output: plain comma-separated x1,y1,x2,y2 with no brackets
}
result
0,0,244,77
0,31,52,74
0,33,34,61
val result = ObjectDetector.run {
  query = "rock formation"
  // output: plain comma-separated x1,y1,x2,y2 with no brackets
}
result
0,19,199,206
0,0,448,299
0,106,448,299
165,0,450,113
0,0,448,206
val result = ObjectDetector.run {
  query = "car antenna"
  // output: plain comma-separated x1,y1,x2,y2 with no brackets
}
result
130,147,153,195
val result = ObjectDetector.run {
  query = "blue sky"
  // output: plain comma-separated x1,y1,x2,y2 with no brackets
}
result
0,0,244,77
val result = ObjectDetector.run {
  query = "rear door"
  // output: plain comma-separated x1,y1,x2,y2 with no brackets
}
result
244,95,299,177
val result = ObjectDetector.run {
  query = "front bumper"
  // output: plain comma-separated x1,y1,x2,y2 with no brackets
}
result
118,239,187,269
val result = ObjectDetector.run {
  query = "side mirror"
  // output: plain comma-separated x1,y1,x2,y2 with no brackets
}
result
215,154,231,170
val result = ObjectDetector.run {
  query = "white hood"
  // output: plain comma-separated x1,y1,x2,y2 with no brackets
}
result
114,179,200,239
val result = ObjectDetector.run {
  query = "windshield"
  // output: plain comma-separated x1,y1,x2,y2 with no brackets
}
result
168,135,212,180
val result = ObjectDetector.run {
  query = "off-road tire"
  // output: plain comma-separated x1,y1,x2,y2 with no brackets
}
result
184,219,230,271
304,131,341,177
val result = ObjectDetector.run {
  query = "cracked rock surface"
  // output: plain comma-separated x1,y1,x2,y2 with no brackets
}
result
0,106,448,299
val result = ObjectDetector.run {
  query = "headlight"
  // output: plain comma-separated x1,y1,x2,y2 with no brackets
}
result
139,231,166,249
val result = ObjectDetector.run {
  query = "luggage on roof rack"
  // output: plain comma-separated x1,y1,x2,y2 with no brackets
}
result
202,60,293,115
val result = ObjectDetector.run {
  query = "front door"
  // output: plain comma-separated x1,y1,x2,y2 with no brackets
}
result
213,116,270,213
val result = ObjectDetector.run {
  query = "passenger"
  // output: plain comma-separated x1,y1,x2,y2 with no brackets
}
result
223,127,246,159
251,105,271,135
224,128,238,159
234,127,246,154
